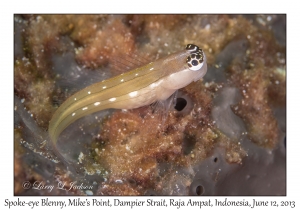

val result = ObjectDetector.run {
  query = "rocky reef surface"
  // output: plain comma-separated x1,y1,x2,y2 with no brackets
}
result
14,14,286,195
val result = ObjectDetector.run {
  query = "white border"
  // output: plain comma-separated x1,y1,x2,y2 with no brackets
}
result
3,1,298,209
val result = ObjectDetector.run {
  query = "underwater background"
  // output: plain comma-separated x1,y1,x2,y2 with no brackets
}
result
14,14,286,195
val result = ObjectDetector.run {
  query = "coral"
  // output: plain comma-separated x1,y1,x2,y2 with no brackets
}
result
14,14,286,195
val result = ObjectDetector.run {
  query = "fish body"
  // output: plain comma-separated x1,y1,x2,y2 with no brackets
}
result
49,44,207,144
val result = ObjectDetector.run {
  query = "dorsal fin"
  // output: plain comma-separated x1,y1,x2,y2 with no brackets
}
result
109,52,153,75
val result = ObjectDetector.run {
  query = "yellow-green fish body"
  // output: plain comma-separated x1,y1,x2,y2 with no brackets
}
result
49,44,207,145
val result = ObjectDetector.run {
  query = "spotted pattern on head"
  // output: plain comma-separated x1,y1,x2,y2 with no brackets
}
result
185,44,204,71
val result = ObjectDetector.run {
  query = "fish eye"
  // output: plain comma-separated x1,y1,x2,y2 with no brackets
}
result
186,51,204,71
186,44,200,53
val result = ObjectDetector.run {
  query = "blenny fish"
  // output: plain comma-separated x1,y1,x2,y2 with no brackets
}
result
49,44,207,148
